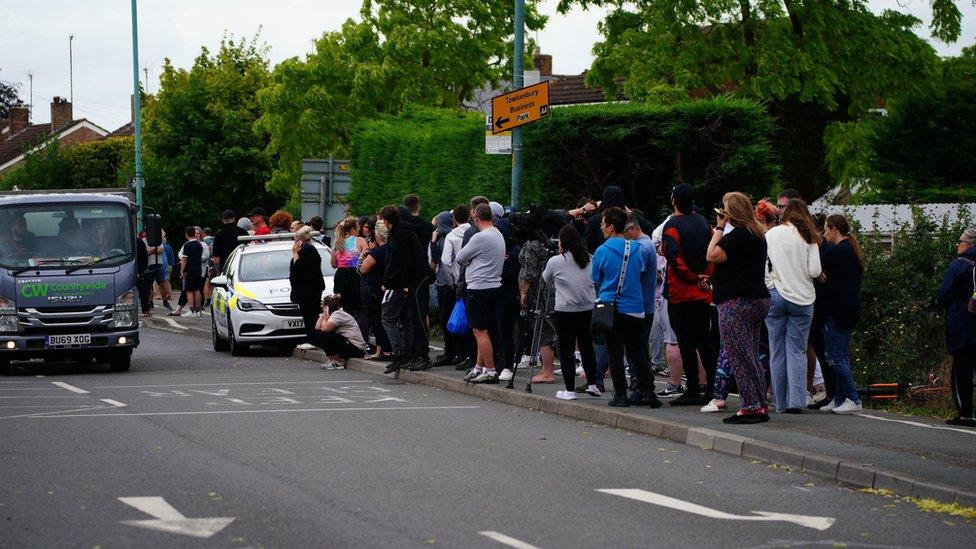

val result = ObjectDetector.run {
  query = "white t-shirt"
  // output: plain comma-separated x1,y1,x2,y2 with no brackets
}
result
327,309,366,349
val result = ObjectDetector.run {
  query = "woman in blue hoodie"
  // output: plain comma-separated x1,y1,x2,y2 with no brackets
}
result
935,227,976,427
592,207,662,408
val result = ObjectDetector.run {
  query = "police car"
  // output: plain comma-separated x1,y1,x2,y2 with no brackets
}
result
210,234,335,355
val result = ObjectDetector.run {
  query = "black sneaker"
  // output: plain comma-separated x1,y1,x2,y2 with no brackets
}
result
608,393,630,407
670,392,708,406
723,412,770,424
432,354,454,367
408,357,433,371
383,358,405,375
946,417,976,427
454,357,475,371
656,383,684,398
630,389,663,408
784,407,804,414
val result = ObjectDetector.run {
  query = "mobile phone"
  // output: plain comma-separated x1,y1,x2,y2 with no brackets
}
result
714,208,726,217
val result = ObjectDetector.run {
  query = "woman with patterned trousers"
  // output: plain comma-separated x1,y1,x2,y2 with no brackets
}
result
706,192,772,424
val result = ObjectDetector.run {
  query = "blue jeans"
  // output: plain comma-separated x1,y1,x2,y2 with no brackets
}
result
765,288,814,411
823,317,859,405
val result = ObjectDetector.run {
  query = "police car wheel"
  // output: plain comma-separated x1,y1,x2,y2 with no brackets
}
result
227,314,249,357
212,316,229,352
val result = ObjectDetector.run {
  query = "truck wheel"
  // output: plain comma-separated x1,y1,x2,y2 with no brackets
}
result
227,314,249,357
109,349,132,372
212,317,229,352
0,358,11,376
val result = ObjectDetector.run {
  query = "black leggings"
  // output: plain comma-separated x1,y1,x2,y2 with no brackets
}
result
668,301,719,397
951,342,975,418
553,310,597,391
313,331,366,360
604,313,654,396
333,268,362,316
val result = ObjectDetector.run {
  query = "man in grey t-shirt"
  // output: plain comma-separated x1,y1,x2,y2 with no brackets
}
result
455,203,505,383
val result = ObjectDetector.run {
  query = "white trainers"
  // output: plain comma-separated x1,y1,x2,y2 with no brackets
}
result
297,343,316,350
700,399,727,413
575,364,585,376
812,389,827,403
321,360,344,370
556,390,577,401
498,369,514,381
820,399,840,412
832,399,863,414
805,393,815,407
470,371,499,384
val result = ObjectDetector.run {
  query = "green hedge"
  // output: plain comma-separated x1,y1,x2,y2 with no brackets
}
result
0,137,134,191
348,98,780,216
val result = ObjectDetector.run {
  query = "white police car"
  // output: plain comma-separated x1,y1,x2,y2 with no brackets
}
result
210,235,335,355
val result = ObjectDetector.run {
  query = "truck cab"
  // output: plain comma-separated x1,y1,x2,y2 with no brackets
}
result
0,193,140,374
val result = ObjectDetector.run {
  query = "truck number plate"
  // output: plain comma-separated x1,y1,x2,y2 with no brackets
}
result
286,320,305,328
46,334,92,347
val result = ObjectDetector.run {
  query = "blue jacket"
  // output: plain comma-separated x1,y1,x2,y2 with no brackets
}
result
592,237,646,315
934,247,976,352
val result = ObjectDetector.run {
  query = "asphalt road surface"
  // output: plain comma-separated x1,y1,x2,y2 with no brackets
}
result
0,327,972,548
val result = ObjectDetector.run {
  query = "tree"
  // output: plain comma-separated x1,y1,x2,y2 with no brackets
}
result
256,0,546,206
557,0,965,199
0,137,135,191
143,34,283,240
0,79,23,119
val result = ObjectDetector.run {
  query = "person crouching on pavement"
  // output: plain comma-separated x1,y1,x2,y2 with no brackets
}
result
314,294,367,370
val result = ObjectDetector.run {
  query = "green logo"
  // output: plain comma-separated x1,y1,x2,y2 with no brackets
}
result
20,283,49,298
19,281,107,299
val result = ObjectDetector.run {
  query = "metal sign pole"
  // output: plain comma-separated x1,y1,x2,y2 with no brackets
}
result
511,0,524,211
130,0,144,232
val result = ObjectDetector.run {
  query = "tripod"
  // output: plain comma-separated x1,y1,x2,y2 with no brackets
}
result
507,277,552,393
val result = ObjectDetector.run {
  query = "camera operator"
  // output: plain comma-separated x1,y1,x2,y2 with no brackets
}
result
517,215,560,385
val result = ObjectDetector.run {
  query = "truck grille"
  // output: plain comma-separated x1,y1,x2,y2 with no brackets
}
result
17,306,113,334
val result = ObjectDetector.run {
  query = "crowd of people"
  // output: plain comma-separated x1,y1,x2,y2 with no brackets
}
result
147,186,976,428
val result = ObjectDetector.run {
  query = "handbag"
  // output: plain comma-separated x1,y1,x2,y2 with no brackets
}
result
446,298,471,334
961,258,976,314
591,240,631,335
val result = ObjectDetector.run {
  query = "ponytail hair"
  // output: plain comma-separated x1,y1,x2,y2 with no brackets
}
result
781,199,820,245
558,224,589,269
826,214,866,272
333,217,357,253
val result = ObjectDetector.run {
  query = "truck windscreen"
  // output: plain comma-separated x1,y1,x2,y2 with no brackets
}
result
0,203,133,270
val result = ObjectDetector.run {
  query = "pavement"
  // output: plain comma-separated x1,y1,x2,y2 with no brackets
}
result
0,323,973,548
144,306,976,505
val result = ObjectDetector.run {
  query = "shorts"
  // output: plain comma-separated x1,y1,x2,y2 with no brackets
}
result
465,287,500,331
150,264,167,284
655,298,678,345
183,273,204,292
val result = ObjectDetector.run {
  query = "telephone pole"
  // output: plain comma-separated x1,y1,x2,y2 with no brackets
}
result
69,35,74,103
130,0,144,231
511,0,524,211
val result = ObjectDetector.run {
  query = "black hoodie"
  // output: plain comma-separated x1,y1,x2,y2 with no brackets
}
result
383,223,426,291
584,185,654,253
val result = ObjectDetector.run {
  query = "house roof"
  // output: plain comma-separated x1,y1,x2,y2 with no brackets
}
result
548,73,627,106
0,119,109,172
816,203,976,234
107,122,134,138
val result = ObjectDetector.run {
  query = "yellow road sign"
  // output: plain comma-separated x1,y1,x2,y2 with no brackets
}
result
490,81,550,135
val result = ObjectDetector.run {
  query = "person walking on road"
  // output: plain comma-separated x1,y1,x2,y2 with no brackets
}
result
706,192,771,424
543,224,599,400
934,227,976,427
289,226,326,345
764,199,822,413
593,207,662,408
818,214,866,415
455,203,506,384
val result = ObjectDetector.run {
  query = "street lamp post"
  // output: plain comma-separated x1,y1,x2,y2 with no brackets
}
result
511,0,524,211
130,0,144,231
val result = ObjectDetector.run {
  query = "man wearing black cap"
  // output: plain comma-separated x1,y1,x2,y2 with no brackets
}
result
662,183,718,406
212,210,248,274
249,207,270,236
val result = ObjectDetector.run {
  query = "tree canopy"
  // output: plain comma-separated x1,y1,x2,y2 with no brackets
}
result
0,79,23,119
557,0,965,199
255,0,546,207
143,34,282,240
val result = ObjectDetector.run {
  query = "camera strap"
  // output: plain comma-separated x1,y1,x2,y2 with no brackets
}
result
614,240,631,303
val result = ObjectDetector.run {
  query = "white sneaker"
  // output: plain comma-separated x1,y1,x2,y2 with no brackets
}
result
820,400,840,412
700,399,727,413
575,364,585,376
805,393,815,406
297,343,316,350
553,368,562,375
470,371,499,384
812,389,827,403
556,390,577,401
180,310,195,317
832,399,863,414
321,361,344,370
585,385,602,397
498,369,514,381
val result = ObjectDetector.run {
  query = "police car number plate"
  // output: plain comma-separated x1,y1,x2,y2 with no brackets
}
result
286,320,305,329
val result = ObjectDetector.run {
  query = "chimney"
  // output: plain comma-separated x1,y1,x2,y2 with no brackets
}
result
533,47,552,77
9,105,29,135
50,96,73,131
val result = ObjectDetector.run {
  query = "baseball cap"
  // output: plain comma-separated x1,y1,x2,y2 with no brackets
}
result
222,209,236,220
248,207,267,217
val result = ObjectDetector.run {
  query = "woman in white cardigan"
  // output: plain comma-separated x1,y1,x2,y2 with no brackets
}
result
764,199,822,413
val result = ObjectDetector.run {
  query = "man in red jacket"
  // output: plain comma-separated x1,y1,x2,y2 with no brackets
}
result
662,184,718,406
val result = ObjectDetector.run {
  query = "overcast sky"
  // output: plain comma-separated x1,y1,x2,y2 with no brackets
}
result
1,0,973,131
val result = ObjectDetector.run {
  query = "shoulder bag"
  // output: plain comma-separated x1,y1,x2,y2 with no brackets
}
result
591,240,631,335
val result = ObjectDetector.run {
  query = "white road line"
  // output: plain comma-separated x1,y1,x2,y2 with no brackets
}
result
0,396,91,399
25,405,481,419
100,399,127,408
479,531,543,549
598,489,835,531
93,380,372,389
0,381,29,384
51,381,90,394
163,317,188,330
859,413,976,436
0,406,107,420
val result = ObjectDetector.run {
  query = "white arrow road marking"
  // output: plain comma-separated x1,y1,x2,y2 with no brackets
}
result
51,381,89,394
598,489,835,531
479,531,544,549
100,399,127,408
163,317,188,330
118,497,234,539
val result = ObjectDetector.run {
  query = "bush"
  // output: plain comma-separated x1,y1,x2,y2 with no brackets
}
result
0,137,134,191
348,98,780,217
850,208,973,385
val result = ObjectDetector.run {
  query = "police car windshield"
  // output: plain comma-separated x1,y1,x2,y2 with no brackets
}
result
0,203,133,269
238,249,335,282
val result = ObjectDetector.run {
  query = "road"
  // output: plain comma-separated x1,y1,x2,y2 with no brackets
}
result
0,327,972,548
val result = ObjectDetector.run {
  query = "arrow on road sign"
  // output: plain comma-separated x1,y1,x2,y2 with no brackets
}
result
598,489,835,531
118,497,234,539
495,116,511,129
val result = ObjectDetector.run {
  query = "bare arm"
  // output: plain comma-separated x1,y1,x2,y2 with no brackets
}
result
706,227,728,264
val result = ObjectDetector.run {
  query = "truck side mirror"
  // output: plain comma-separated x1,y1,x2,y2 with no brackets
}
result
211,275,228,288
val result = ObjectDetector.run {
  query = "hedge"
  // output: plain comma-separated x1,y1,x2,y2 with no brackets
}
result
0,137,134,191
347,98,780,217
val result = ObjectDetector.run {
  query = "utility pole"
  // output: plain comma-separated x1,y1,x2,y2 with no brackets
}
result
511,0,524,211
69,35,74,103
130,0,144,231
27,73,33,122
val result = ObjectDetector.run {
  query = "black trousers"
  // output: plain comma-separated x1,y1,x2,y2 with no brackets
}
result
554,310,597,391
496,290,519,371
436,285,460,358
137,271,154,313
668,301,719,397
411,279,430,358
334,268,362,316
381,289,415,359
809,315,834,399
313,331,366,360
951,342,975,418
298,300,320,342
363,292,391,352
604,313,654,396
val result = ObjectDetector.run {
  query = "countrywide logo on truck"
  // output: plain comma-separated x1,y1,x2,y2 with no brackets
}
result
18,281,108,298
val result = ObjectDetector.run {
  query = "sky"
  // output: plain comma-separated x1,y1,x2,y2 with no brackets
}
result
1,0,973,131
